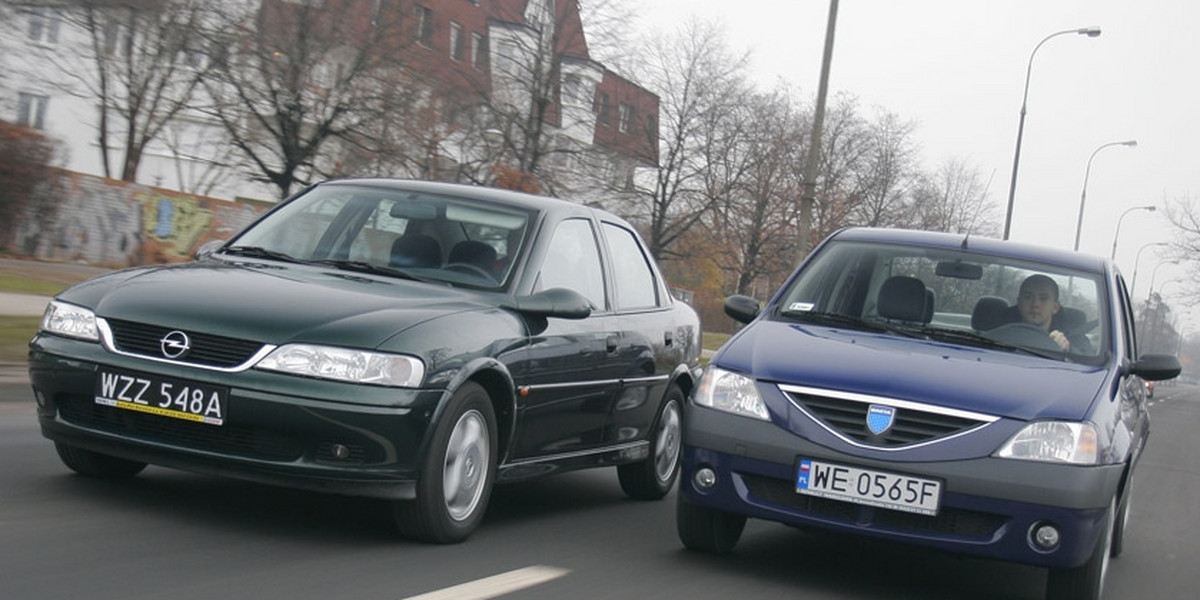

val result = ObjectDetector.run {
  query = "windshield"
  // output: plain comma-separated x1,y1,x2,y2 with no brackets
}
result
775,240,1110,363
225,185,533,290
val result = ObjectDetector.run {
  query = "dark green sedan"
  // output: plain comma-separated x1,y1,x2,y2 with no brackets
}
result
29,179,701,543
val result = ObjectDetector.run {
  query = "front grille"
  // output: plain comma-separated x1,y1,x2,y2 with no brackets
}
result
783,388,989,448
58,393,303,462
743,474,1004,540
106,319,265,368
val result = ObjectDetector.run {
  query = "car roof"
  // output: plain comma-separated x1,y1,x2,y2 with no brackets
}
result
829,227,1111,274
318,177,613,223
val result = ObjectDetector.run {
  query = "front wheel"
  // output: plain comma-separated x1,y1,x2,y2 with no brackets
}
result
1046,499,1114,600
617,386,682,500
676,494,746,553
55,442,146,479
393,382,497,544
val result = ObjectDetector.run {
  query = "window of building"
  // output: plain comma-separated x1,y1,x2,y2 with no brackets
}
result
102,15,133,56
26,6,61,44
595,92,610,125
496,40,518,75
17,93,50,130
471,33,486,69
449,22,463,61
618,104,634,134
415,5,433,47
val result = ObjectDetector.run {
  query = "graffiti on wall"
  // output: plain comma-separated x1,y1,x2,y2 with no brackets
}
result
13,171,267,268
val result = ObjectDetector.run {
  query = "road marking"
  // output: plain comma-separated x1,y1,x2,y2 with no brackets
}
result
401,565,570,600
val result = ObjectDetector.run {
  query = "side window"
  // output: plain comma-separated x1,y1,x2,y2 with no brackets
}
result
538,219,606,310
602,222,659,310
1116,274,1137,358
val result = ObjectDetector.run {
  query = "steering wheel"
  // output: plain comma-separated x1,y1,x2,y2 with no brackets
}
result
444,262,495,281
985,322,1064,353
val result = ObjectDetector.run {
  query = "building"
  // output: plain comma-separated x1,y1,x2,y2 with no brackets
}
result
0,0,660,204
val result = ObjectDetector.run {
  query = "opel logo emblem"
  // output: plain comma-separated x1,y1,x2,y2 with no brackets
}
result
160,330,191,359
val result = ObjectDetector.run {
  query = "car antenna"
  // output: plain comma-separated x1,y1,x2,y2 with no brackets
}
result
960,234,970,250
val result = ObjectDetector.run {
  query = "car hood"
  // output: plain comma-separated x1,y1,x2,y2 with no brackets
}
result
56,260,499,348
714,320,1110,422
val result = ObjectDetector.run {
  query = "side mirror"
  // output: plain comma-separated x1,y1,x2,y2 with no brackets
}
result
1130,353,1182,382
503,288,593,320
194,240,225,260
724,295,761,324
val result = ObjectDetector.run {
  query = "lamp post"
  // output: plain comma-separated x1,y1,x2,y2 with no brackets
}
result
1129,241,1169,295
1074,140,1138,251
1111,204,1156,259
1003,26,1102,240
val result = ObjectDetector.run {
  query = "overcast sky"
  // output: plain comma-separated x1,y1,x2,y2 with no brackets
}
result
636,0,1197,322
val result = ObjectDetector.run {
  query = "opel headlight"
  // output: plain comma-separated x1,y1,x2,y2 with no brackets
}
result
996,421,1098,465
256,344,425,387
693,366,769,421
40,300,99,342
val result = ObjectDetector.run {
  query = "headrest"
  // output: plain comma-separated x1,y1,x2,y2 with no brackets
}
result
878,276,929,323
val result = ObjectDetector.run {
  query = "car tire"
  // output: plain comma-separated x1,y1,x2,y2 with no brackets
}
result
617,385,683,500
676,494,746,553
54,442,147,479
1046,498,1114,600
393,382,497,544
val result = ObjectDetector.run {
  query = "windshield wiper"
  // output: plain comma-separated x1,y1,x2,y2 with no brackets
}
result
922,327,1063,359
221,246,302,263
309,259,421,281
780,310,913,335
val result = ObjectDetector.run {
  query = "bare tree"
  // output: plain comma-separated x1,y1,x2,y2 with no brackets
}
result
850,109,919,228
1162,194,1200,307
627,18,752,260
908,157,1000,235
201,0,411,199
21,0,212,182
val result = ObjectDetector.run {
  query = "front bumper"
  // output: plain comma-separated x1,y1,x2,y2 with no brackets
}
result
29,337,447,500
680,404,1123,569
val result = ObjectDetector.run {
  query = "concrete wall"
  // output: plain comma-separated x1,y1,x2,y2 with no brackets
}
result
11,170,269,268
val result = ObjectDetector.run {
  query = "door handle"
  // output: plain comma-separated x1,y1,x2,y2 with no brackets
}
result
606,335,618,353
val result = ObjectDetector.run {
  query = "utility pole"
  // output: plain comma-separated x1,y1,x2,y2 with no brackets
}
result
797,0,839,264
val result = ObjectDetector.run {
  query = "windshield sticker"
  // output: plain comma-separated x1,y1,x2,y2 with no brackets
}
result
788,302,815,312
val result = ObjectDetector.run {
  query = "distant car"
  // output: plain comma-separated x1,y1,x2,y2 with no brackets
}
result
1146,380,1155,398
30,178,701,543
677,228,1180,600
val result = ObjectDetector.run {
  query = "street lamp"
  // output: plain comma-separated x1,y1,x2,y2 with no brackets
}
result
1074,140,1137,251
1003,26,1102,240
1111,204,1156,259
1129,241,1169,294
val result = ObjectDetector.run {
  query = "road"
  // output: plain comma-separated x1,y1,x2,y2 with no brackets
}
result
2,382,1197,600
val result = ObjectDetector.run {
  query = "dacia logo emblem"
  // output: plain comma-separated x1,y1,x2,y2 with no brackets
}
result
160,330,191,359
867,404,896,436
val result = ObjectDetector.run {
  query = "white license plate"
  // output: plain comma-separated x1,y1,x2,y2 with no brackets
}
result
796,459,941,516
94,368,228,426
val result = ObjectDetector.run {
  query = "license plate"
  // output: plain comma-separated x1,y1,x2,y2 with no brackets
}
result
796,458,941,516
94,368,228,426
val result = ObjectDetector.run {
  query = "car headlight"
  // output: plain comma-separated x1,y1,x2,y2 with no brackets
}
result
995,422,1098,465
40,300,99,342
693,366,770,421
255,344,425,387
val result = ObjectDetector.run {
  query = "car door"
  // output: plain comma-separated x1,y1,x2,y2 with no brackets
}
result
597,220,678,447
509,217,623,460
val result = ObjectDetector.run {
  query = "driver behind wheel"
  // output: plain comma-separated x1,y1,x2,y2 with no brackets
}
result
1017,274,1074,352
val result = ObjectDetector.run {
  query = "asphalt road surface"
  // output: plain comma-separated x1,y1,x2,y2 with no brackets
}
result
2,382,1196,600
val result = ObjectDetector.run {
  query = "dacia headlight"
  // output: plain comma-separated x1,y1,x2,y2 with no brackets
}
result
995,421,1098,465
40,300,99,342
693,366,770,421
256,344,425,388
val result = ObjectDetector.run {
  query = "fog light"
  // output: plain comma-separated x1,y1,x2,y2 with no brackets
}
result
694,467,717,489
1032,523,1061,550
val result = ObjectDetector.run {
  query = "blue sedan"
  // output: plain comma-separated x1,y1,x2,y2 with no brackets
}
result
677,228,1180,600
